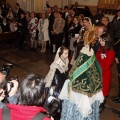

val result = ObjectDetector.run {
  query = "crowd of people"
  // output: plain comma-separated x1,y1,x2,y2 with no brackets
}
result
0,1,107,52
0,1,120,120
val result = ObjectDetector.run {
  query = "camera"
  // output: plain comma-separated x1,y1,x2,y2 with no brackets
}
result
1,63,13,78
81,27,86,35
4,76,18,95
43,96,60,118
1,63,18,95
44,87,61,118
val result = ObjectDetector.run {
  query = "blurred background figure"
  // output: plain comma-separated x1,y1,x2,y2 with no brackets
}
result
28,12,38,51
10,18,17,32
6,7,15,22
38,12,49,53
1,17,10,32
17,12,28,49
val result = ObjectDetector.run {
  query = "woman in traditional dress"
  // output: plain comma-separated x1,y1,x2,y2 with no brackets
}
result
44,46,69,120
38,12,49,53
79,17,92,40
59,25,104,120
70,17,92,65
45,46,69,98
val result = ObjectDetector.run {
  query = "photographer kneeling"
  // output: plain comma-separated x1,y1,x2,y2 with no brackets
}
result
0,72,18,108
0,73,53,120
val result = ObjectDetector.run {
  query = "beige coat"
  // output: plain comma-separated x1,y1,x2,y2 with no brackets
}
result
38,18,50,42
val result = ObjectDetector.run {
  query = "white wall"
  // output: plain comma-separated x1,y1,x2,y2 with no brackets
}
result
43,0,61,10
43,0,68,10
72,0,99,6
17,0,34,12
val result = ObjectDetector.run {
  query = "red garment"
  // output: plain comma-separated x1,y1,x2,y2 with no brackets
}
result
0,109,1,120
0,104,51,120
96,47,115,96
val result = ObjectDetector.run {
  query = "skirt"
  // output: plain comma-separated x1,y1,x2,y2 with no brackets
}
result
59,80,104,119
60,99,100,120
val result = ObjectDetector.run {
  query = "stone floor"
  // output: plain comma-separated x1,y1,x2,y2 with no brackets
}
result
0,43,120,120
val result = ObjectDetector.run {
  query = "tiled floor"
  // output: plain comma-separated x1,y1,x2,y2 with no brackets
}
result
0,44,120,120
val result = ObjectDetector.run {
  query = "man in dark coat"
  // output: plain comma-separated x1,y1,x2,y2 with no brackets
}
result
47,7,55,47
111,10,120,103
101,16,114,43
62,6,69,20
15,3,24,21
17,12,28,49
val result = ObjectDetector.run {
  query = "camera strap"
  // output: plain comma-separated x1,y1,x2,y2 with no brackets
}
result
2,106,10,120
32,112,48,120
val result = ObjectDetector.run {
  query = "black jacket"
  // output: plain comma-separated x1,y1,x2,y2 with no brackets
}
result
48,13,54,31
16,8,24,21
17,17,28,34
1,22,10,32
69,24,81,37
112,16,120,39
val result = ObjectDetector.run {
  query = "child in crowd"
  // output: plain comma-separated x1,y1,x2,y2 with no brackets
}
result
96,33,115,111
45,46,69,99
44,46,69,120
10,18,17,32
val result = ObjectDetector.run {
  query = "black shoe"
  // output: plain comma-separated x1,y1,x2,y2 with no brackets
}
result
111,95,120,100
112,97,120,103
99,103,105,113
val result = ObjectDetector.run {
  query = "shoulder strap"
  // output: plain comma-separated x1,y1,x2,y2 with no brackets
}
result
2,106,10,120
32,112,47,120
